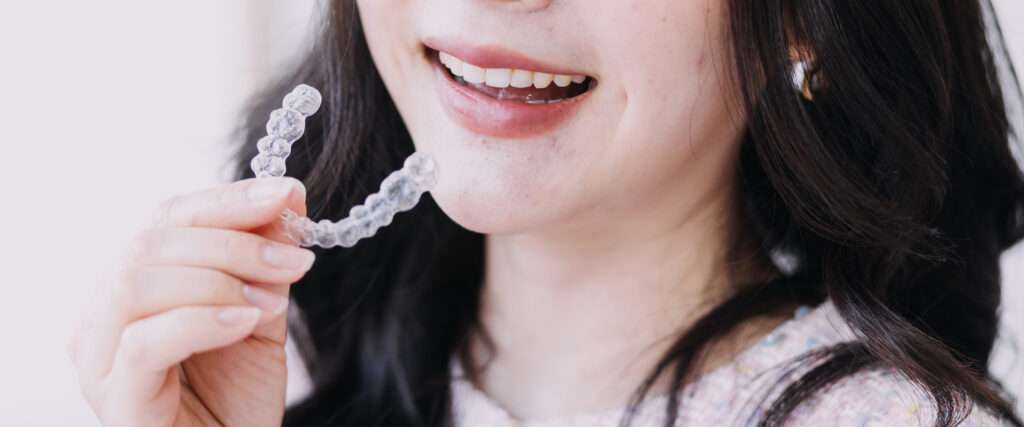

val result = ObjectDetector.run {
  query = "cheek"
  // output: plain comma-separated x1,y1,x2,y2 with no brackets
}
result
612,0,729,131
598,0,735,185
356,0,420,102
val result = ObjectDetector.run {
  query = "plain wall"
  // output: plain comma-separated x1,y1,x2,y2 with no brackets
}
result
0,1,1020,425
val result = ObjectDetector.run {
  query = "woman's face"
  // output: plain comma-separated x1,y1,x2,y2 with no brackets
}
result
357,0,742,235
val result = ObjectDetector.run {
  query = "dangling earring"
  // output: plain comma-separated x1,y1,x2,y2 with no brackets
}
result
791,60,820,101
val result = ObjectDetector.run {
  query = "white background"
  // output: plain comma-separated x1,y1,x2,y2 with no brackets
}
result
0,1,1021,425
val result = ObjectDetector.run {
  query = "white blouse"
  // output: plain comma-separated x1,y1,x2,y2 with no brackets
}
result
449,301,1009,426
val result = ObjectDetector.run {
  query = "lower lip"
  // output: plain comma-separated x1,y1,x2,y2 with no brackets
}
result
431,57,591,139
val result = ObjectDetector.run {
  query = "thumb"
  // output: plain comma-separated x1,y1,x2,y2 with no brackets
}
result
253,180,309,246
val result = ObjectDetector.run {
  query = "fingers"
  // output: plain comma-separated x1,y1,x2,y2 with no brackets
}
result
79,226,312,384
115,265,289,324
73,200,316,395
129,227,315,285
106,306,261,405
71,178,313,425
149,177,307,231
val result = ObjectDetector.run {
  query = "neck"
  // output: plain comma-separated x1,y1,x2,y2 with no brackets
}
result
467,156,768,420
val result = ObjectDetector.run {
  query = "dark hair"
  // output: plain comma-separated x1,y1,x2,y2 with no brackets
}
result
231,1,1024,426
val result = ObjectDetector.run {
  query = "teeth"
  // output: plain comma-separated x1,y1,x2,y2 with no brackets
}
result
450,57,464,76
510,69,534,88
438,51,588,90
533,72,553,89
485,68,512,88
462,63,486,84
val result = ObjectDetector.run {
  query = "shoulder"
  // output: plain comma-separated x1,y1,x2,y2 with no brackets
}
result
785,367,1012,427
745,301,1013,426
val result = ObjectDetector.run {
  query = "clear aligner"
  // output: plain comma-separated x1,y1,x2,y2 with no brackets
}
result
250,84,439,248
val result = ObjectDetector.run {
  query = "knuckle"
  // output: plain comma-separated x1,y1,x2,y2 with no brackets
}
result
116,325,148,367
187,268,240,302
126,228,159,263
211,270,246,301
215,231,247,263
111,266,143,310
150,195,183,228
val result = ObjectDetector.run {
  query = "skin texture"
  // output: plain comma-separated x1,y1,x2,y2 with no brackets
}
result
69,177,315,427
357,0,762,420
360,0,741,236
73,0,766,424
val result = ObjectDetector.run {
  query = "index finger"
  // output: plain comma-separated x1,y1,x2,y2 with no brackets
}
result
149,177,308,231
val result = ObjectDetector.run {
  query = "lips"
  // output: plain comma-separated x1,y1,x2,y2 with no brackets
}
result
424,38,597,139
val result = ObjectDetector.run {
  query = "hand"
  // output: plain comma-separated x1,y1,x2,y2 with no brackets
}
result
69,177,315,427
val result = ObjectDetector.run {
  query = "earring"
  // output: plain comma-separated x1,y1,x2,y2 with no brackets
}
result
791,60,820,101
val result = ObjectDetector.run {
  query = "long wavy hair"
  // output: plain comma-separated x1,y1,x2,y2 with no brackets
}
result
231,1,1024,425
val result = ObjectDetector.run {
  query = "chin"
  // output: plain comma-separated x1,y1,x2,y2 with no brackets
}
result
429,177,523,235
428,162,569,236
407,130,552,235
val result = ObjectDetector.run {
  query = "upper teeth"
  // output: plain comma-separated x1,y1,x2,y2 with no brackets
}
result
439,51,587,89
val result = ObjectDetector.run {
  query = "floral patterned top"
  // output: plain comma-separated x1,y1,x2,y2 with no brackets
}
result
450,301,1010,426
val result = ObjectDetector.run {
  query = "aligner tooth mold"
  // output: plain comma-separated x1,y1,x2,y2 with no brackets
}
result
251,84,439,248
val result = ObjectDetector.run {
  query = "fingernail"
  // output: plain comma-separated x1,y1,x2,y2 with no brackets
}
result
217,307,261,326
242,285,289,315
248,179,294,203
262,243,316,271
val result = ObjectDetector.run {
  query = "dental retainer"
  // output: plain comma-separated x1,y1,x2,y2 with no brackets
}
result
250,84,438,248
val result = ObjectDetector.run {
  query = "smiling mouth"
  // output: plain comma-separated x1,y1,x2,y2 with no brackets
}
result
429,49,596,105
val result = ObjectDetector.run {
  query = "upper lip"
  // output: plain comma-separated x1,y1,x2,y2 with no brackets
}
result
422,36,592,77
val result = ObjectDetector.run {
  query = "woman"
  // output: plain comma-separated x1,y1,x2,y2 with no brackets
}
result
70,0,1024,426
